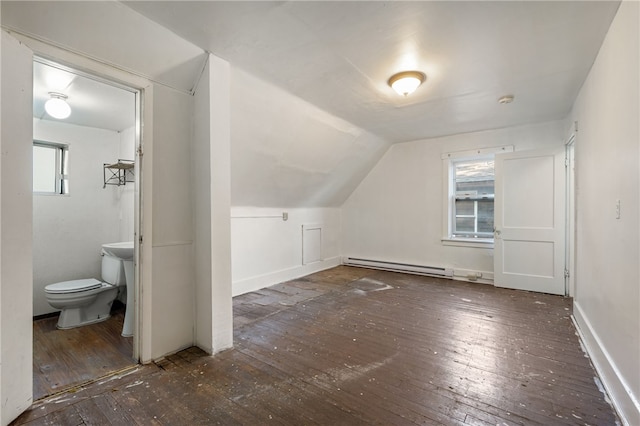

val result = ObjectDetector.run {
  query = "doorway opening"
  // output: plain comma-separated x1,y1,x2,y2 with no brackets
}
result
32,57,141,400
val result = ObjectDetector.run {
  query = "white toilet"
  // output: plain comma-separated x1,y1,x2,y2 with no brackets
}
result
44,252,126,330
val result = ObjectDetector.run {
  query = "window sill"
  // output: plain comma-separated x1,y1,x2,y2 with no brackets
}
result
441,238,494,249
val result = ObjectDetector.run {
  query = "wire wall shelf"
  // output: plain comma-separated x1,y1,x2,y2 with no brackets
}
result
103,159,134,188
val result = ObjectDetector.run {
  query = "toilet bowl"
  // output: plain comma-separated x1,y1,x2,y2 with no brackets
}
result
44,253,126,330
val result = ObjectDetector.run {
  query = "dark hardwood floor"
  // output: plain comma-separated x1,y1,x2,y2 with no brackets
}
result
16,266,619,425
33,303,135,400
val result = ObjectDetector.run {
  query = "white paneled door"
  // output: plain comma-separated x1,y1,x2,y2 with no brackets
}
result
494,148,566,295
1,30,35,424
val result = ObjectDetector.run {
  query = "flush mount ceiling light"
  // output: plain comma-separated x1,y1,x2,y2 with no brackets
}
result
44,92,71,119
388,71,427,96
498,94,515,104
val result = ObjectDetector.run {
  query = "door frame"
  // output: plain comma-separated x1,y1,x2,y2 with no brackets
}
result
9,30,154,362
565,132,577,297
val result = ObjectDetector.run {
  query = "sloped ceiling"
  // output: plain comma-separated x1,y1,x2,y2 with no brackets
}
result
1,1,207,94
124,1,620,142
231,69,388,207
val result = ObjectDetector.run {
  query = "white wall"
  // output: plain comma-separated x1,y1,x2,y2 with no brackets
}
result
32,119,133,316
193,57,213,353
231,207,342,295
342,121,565,279
193,54,233,355
229,68,381,297
569,2,639,423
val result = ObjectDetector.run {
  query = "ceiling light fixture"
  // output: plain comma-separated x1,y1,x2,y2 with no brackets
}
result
388,71,426,96
44,92,71,119
498,95,515,104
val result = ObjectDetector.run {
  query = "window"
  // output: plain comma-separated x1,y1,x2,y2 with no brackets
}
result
452,159,494,238
33,141,68,195
442,146,513,247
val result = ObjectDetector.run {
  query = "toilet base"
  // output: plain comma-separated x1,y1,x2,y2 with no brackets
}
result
57,312,112,329
56,287,118,329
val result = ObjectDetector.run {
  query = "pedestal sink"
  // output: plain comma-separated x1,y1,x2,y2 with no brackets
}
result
101,241,134,260
102,242,134,337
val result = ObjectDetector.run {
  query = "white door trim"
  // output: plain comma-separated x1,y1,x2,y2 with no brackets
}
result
565,133,576,297
7,32,155,362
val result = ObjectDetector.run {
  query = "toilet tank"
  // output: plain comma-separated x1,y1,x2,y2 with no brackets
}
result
101,253,126,285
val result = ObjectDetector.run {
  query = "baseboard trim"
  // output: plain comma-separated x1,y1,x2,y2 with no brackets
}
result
33,311,60,321
232,256,342,296
573,301,640,426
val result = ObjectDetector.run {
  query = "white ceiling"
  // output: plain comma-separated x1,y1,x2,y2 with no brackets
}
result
33,60,136,132
2,0,206,133
124,1,621,143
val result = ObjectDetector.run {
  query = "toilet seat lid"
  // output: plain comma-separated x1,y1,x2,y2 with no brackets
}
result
45,278,103,294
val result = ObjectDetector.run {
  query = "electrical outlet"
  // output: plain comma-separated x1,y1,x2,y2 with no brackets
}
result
615,200,621,219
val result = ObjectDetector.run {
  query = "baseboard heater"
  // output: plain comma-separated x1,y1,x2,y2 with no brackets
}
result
343,257,454,279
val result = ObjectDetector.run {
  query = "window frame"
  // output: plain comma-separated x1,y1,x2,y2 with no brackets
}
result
33,140,69,195
441,146,513,248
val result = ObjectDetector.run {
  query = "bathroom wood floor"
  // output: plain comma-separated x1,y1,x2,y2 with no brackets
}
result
16,266,619,425
33,303,135,400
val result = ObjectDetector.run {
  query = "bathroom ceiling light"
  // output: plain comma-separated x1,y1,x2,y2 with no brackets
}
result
498,94,515,104
388,71,427,96
44,92,71,119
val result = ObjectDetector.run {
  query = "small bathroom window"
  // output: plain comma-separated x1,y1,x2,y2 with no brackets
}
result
33,140,69,195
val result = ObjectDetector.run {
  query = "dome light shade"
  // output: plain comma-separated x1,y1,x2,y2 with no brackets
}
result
388,71,426,96
44,92,71,119
498,94,515,104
